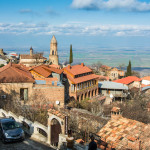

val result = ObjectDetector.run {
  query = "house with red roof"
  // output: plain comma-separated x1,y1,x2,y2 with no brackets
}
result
20,47,47,67
0,63,65,107
113,76,141,89
29,64,63,84
0,62,35,101
141,76,150,88
63,63,99,101
99,65,125,81
96,107,150,150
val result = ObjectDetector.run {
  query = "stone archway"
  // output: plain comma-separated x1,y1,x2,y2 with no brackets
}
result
92,90,94,96
48,110,66,147
95,89,97,96
85,92,87,99
88,91,90,98
81,94,83,100
51,118,62,147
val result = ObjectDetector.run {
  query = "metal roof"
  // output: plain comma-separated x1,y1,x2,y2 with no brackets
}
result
142,86,150,91
98,81,128,90
35,80,46,84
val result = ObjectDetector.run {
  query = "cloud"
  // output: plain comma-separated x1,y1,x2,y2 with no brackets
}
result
19,9,33,14
0,22,150,37
46,8,59,16
19,9,40,17
71,0,150,12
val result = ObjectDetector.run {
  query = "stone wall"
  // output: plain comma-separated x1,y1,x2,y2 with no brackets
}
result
0,82,33,101
0,109,48,143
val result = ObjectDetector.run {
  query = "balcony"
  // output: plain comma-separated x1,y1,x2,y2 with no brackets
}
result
71,84,98,94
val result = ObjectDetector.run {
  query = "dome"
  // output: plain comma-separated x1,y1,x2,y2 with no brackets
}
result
51,35,57,44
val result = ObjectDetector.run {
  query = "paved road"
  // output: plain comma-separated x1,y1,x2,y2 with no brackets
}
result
0,135,55,150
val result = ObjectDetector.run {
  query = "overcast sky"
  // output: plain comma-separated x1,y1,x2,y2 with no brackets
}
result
1,0,150,51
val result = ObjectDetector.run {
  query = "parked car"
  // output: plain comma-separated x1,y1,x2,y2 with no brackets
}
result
0,118,25,143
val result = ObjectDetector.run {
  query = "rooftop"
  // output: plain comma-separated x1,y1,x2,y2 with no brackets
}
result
30,64,63,78
0,63,34,83
141,76,150,81
99,81,128,90
20,53,47,60
65,73,99,84
113,76,141,85
64,63,92,76
97,116,150,149
142,86,150,91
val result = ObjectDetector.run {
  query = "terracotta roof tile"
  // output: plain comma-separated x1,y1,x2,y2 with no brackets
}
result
20,53,47,59
141,76,150,81
30,64,63,78
111,107,121,113
65,73,99,84
0,62,35,83
113,76,141,85
64,63,92,76
97,116,149,149
48,108,65,119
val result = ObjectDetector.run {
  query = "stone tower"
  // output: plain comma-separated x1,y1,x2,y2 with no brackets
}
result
49,35,58,65
30,47,33,56
0,48,4,55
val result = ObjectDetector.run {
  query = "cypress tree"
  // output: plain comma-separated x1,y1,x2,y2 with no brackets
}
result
69,44,73,64
126,60,132,76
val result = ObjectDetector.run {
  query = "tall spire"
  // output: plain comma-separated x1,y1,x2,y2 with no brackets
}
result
49,35,58,65
51,35,57,44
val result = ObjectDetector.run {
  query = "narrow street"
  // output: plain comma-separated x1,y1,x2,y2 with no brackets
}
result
0,135,55,150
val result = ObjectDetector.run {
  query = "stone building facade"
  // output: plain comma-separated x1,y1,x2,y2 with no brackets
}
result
20,47,47,67
99,65,125,81
0,63,65,107
63,63,99,101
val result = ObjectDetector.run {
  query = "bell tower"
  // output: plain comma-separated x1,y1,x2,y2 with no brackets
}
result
49,35,59,65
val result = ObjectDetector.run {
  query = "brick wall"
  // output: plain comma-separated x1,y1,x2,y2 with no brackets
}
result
32,84,65,107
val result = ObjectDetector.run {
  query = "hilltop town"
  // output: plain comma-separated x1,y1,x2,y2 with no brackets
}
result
0,35,150,150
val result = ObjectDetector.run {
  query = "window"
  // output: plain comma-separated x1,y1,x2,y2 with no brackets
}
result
20,88,28,101
1,95,6,99
52,81,54,85
52,50,54,55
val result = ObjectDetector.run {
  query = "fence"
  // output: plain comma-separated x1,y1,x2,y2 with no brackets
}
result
0,109,48,143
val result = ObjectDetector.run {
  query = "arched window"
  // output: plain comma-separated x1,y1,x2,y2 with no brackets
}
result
52,50,54,55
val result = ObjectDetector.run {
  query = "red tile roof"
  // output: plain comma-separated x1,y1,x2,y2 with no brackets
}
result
20,53,47,60
111,107,121,113
141,76,150,81
64,63,92,76
48,108,65,119
0,63,35,83
113,76,141,85
49,64,61,69
65,73,99,84
97,116,150,149
30,64,63,78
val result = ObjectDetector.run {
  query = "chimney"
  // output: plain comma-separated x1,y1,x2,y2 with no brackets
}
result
111,107,122,120
68,64,71,69
81,63,84,67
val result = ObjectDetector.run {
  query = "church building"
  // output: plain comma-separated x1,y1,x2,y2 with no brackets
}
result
20,47,47,67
